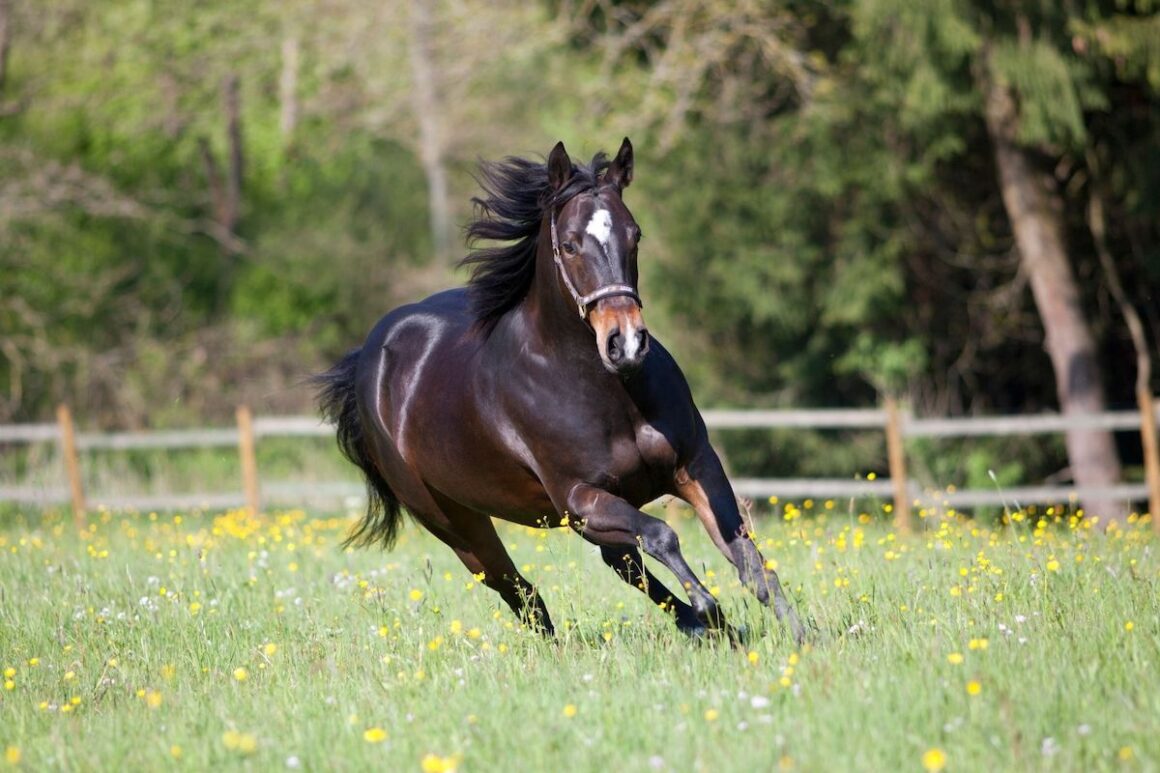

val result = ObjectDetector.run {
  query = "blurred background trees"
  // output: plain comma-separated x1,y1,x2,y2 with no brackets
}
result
1,0,1157,502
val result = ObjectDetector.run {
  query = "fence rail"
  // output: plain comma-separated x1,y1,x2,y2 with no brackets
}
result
2,400,1158,532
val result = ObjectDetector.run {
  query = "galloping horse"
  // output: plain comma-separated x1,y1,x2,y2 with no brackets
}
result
316,138,804,643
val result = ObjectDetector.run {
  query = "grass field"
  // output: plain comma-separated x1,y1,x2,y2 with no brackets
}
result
1,502,1157,771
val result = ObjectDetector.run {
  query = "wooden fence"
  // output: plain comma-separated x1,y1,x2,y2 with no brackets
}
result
2,400,1158,533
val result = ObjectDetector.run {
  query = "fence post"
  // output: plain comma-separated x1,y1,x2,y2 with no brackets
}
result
884,396,911,533
236,405,261,514
56,404,86,527
1138,389,1160,533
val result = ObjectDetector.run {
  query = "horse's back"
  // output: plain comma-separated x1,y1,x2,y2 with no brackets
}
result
360,287,473,359
354,287,473,428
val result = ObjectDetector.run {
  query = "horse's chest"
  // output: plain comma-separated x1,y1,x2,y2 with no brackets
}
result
634,422,678,469
597,421,677,498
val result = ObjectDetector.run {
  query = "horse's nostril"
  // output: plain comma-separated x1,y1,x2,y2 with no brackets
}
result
637,328,650,354
607,328,623,362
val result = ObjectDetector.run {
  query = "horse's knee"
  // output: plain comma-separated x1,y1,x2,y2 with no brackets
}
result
640,520,680,560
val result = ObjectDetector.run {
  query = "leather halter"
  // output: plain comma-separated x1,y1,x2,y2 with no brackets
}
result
550,214,642,320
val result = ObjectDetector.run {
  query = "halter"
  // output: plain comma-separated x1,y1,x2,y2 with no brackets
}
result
550,214,642,320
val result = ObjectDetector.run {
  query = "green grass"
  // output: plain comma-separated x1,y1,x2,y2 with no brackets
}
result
1,505,1157,771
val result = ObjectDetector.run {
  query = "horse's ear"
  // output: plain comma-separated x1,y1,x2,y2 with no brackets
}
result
606,137,634,191
548,141,573,192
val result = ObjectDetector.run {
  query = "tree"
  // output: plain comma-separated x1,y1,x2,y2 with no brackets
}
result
407,0,451,259
976,32,1123,521
849,0,1143,520
562,0,1159,518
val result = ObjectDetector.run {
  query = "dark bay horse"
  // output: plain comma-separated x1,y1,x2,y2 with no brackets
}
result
316,138,804,643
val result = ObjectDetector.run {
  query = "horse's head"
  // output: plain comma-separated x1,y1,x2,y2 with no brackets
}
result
547,138,649,375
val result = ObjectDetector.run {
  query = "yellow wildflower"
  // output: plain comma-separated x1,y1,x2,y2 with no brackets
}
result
421,753,463,773
222,730,257,754
921,747,947,772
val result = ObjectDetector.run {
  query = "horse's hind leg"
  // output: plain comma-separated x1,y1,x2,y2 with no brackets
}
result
420,497,554,636
676,452,806,645
598,546,706,635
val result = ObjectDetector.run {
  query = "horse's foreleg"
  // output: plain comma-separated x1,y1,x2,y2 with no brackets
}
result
565,485,723,629
598,545,706,635
676,451,806,645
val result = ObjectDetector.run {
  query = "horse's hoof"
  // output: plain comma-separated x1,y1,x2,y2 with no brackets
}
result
677,618,710,638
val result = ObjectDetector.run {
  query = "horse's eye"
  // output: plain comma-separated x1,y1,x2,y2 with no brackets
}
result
562,241,578,255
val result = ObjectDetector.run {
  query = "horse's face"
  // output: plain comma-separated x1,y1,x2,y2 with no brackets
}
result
548,139,649,375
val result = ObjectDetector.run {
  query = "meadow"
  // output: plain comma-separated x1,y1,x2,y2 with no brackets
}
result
1,500,1157,771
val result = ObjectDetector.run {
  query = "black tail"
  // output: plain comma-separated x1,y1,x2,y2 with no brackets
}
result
313,348,405,549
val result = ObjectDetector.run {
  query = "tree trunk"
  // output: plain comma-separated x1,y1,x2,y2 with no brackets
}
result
407,0,451,259
0,0,11,97
1088,162,1160,525
980,62,1126,525
223,72,243,246
279,37,299,147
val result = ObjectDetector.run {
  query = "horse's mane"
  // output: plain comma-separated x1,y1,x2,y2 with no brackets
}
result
459,151,611,333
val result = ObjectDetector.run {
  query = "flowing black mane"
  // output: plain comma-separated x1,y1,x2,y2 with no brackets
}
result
459,151,610,332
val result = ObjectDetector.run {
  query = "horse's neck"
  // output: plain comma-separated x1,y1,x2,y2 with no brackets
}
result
521,247,603,357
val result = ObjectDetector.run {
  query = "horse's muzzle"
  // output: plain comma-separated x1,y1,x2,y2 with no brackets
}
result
605,325,649,372
590,298,649,375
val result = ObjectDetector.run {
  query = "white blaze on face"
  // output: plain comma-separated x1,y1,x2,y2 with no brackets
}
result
585,208,613,249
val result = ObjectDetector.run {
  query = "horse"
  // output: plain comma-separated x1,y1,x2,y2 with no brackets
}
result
315,138,805,644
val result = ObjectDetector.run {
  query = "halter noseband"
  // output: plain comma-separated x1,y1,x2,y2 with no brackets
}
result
550,214,642,320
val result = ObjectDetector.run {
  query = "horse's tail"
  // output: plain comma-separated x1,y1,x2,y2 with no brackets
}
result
313,348,405,549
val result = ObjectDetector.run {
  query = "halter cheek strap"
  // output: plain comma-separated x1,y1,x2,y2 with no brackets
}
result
551,216,642,320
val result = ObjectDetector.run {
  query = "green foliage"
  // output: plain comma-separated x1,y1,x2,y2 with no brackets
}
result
1073,10,1160,90
990,39,1095,148
1,0,1158,499
0,1,440,423
235,137,431,349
